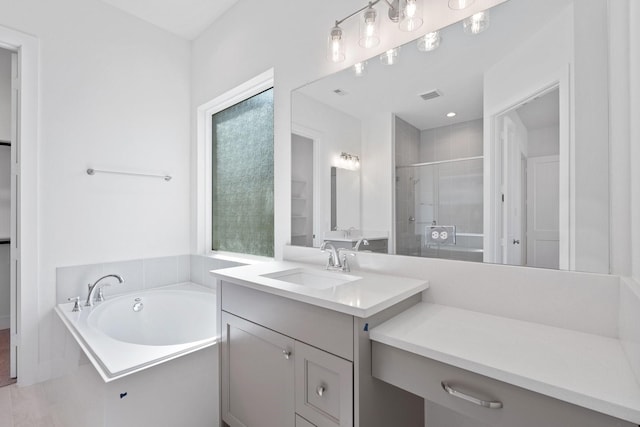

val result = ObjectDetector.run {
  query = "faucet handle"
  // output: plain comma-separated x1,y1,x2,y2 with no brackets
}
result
67,296,82,312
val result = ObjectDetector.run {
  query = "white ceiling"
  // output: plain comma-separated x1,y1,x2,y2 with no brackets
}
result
99,0,240,40
297,0,571,131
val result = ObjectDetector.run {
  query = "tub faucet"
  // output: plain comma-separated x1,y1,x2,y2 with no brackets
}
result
85,274,124,306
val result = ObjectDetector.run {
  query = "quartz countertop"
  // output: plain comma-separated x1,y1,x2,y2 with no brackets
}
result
209,261,428,318
370,302,640,424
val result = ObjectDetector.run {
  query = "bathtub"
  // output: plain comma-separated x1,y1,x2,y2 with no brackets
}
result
55,283,217,382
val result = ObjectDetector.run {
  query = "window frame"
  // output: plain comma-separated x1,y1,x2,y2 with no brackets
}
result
196,69,275,261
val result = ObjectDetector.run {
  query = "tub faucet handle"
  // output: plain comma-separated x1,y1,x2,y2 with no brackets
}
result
67,296,82,312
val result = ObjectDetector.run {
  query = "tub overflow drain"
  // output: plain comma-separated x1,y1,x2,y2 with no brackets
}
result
133,298,144,312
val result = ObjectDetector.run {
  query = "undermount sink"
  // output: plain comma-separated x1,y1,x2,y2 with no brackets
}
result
261,268,362,290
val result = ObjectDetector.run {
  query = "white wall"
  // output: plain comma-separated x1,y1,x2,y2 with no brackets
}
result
0,0,191,383
291,92,361,236
528,125,560,158
631,1,640,283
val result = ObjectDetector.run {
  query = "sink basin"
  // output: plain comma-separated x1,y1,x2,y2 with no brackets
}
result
261,268,362,290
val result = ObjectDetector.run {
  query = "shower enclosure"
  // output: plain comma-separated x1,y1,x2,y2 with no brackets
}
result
394,116,484,261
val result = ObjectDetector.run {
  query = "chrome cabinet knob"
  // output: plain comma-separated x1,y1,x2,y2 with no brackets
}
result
316,385,326,397
283,350,292,360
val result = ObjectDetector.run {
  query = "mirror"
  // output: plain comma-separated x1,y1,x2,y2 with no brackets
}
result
291,0,610,273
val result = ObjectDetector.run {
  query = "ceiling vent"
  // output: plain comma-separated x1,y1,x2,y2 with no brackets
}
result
419,89,443,101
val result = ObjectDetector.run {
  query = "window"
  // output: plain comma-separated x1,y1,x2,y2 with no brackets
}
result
211,88,274,257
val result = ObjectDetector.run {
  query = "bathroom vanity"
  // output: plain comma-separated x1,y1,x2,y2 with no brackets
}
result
211,261,429,427
370,303,640,427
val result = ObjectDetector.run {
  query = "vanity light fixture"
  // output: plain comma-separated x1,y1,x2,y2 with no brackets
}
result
380,47,399,65
448,0,475,10
354,61,368,77
327,0,423,62
463,10,490,35
337,152,361,170
359,6,380,48
417,30,441,52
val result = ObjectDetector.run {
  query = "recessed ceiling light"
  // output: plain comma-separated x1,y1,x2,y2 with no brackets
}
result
446,112,457,118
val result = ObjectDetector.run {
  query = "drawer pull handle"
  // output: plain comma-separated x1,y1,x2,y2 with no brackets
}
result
283,350,292,360
441,382,503,409
316,385,326,397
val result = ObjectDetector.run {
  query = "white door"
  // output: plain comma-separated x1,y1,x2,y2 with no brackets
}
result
526,155,560,269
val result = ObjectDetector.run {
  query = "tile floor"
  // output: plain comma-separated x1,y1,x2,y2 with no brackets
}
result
0,383,58,427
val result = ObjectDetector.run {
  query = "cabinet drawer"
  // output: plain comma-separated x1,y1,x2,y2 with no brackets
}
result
221,281,354,361
372,342,635,427
296,414,317,427
295,341,353,427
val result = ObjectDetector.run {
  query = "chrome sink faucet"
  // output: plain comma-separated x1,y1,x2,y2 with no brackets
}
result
320,242,354,272
85,274,124,306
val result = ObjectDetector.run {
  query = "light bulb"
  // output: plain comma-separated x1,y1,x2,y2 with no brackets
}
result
327,25,345,62
399,0,423,32
448,0,475,10
359,7,380,48
463,10,490,35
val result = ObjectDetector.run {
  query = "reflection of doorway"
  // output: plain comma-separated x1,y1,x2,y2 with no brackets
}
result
496,87,561,269
291,134,314,247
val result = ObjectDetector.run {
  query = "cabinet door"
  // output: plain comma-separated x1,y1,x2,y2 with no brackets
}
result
296,414,317,427
221,312,295,427
295,341,353,427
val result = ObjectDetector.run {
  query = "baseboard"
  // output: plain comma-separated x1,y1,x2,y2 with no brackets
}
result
0,314,9,330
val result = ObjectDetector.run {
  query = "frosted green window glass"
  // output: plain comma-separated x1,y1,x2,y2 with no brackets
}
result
212,88,274,257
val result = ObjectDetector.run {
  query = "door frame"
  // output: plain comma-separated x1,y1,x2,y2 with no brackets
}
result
0,25,39,386
291,124,322,248
484,66,570,270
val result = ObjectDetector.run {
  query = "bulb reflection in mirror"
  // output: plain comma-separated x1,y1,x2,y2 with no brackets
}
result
380,47,399,65
417,31,441,52
354,61,367,77
463,10,490,35
399,0,423,32
327,25,345,62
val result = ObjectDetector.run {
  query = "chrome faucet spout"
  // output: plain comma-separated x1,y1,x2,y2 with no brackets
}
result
353,238,370,251
320,242,342,270
85,274,124,306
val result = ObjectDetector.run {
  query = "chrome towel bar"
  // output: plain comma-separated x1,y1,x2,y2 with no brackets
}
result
86,168,172,182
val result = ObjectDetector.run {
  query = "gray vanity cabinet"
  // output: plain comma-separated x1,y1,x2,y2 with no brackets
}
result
220,280,424,427
221,312,295,427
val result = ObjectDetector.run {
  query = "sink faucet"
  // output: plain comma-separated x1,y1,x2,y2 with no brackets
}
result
320,242,354,272
85,274,124,306
353,238,370,251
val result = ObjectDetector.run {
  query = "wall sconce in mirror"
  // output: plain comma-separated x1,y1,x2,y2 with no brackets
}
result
335,152,361,170
327,0,423,63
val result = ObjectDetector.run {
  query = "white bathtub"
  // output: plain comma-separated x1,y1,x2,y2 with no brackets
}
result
55,283,217,382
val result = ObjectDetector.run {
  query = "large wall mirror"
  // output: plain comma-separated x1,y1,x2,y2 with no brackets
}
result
291,0,610,273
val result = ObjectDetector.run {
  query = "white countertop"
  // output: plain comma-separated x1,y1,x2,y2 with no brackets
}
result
370,302,640,424
209,261,428,318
